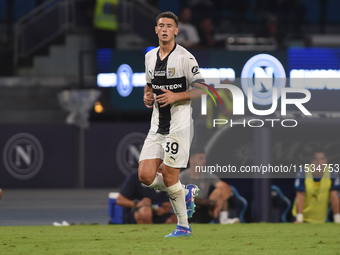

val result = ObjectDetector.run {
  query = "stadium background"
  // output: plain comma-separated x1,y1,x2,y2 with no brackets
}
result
0,0,340,224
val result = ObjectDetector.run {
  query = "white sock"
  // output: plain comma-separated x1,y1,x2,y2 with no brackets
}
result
146,173,167,192
167,181,189,228
219,211,229,224
147,173,189,195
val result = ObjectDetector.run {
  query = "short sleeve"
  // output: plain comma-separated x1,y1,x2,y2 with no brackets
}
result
184,55,204,87
331,176,340,190
294,178,305,192
145,56,152,87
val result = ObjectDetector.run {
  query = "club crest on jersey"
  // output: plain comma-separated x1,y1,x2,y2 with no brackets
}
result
168,68,175,77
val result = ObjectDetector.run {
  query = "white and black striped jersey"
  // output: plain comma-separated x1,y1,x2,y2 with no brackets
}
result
145,44,204,135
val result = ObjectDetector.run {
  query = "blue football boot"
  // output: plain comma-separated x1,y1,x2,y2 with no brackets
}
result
165,225,192,238
185,184,199,218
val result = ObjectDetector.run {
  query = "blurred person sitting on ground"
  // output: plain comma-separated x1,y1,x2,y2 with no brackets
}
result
292,150,340,223
179,148,240,224
116,170,177,224
176,7,200,48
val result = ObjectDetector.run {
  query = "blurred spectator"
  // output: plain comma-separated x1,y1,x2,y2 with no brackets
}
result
259,0,305,36
179,148,240,224
198,17,224,48
176,7,200,48
292,150,340,223
280,0,305,36
146,0,159,9
93,0,119,48
116,170,177,224
256,14,286,49
213,0,250,32
35,0,43,6
184,0,215,19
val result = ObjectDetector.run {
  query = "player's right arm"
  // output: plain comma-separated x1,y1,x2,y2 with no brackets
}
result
295,191,305,223
143,85,154,108
144,53,154,108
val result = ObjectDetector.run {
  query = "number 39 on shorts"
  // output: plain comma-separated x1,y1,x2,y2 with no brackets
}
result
165,141,179,155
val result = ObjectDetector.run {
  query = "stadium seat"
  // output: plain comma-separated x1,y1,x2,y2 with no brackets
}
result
228,185,248,223
251,185,291,222
271,185,291,223
327,190,340,222
108,192,124,224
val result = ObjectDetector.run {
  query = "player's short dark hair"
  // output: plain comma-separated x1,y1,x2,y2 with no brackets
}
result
156,11,179,27
190,148,205,158
310,149,327,159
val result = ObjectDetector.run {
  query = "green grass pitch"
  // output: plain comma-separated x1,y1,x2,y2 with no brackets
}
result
0,224,339,255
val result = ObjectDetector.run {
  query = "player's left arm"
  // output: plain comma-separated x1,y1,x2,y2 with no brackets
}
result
155,83,206,107
330,190,340,214
330,176,340,222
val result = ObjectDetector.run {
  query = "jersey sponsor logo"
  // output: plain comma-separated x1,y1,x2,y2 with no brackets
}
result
155,70,166,76
192,66,199,75
152,84,183,90
168,68,175,77
3,133,44,180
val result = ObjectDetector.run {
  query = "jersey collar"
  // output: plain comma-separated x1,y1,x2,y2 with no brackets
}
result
157,43,177,62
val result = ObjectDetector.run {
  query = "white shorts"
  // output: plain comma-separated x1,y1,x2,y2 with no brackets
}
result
139,127,193,168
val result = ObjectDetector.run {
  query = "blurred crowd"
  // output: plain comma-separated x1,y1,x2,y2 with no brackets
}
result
145,0,310,49
0,0,337,52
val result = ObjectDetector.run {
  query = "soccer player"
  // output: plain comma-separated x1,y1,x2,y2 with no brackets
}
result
292,150,340,223
138,11,206,237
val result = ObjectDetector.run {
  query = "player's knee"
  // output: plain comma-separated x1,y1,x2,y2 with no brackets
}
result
138,172,154,186
138,165,156,185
